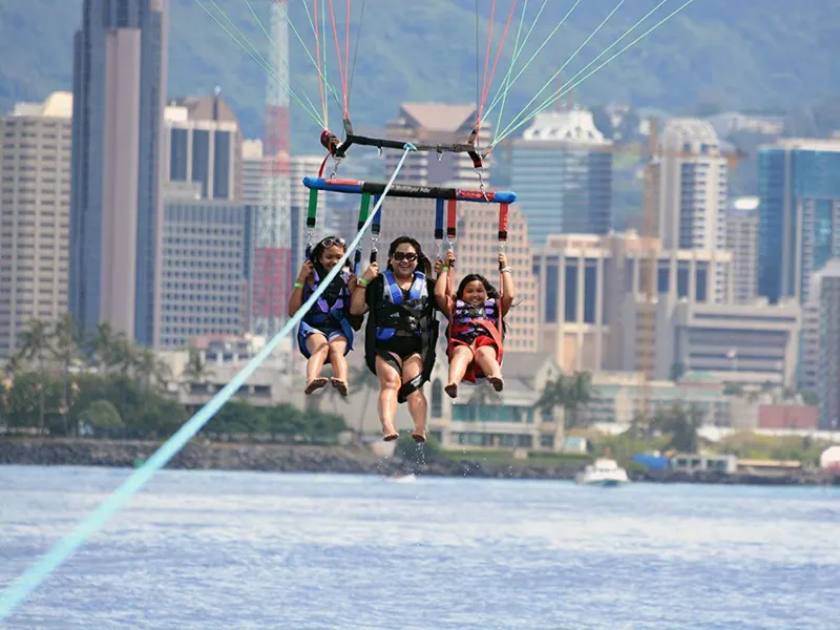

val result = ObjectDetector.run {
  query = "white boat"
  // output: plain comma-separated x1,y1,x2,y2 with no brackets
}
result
575,458,629,486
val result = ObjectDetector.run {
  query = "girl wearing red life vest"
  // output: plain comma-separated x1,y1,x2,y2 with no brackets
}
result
434,249,515,399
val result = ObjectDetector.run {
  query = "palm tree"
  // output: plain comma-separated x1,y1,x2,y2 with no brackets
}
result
566,371,592,429
535,371,593,431
50,314,81,435
132,347,171,393
88,322,120,373
182,347,215,391
15,319,52,432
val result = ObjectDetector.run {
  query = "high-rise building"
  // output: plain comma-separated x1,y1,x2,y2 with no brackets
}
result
814,259,840,429
383,103,491,188
163,94,241,201
241,139,266,206
290,155,328,275
0,93,73,359
648,118,728,252
758,138,840,304
532,232,734,374
69,0,167,345
156,200,255,349
511,108,612,244
725,196,759,303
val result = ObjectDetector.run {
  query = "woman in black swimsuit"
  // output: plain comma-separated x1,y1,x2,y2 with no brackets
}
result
350,236,439,442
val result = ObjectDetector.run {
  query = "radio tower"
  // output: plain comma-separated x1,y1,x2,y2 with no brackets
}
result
253,0,292,335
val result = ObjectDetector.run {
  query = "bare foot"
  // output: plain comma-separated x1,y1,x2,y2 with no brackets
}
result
304,377,329,395
411,432,426,443
444,382,458,399
487,376,504,392
382,420,399,441
330,377,348,397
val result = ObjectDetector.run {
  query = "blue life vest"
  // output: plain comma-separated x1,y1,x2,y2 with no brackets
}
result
375,270,429,341
302,268,350,329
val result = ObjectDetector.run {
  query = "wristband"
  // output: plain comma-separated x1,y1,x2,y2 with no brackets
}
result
441,265,450,271
293,281,304,289
358,278,370,287
500,267,512,274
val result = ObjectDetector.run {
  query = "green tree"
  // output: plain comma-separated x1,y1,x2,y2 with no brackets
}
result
302,408,347,443
50,314,82,435
79,399,124,437
6,372,62,432
652,404,702,453
14,320,53,431
210,401,266,436
535,372,593,430
132,347,172,393
265,403,306,440
87,322,121,373
182,347,215,386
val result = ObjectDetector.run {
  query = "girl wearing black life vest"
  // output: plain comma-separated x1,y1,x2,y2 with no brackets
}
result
288,236,359,397
350,236,440,442
434,249,515,399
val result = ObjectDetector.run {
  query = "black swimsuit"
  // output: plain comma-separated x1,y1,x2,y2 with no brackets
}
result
364,275,439,403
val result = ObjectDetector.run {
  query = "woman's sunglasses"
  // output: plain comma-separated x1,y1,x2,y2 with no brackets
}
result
392,251,418,262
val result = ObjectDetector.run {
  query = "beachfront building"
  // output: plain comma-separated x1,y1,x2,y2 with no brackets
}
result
581,371,732,427
427,352,565,451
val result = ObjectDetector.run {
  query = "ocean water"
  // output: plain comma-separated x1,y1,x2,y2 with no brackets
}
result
0,466,838,629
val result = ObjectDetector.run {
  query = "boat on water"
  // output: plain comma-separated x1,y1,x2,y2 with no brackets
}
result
387,473,417,484
575,458,629,486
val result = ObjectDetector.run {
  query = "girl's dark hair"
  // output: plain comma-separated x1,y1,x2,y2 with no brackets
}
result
309,235,347,270
308,236,349,301
456,274,499,301
387,236,431,275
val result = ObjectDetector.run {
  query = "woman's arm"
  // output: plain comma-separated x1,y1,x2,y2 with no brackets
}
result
350,262,378,315
499,252,515,316
288,260,313,318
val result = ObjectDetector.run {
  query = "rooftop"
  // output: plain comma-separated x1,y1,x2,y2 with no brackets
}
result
520,108,609,145
10,91,72,118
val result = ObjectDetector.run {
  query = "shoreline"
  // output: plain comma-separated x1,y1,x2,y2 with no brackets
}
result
1,437,837,485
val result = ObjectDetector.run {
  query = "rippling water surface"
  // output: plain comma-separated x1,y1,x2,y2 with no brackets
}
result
1,466,838,629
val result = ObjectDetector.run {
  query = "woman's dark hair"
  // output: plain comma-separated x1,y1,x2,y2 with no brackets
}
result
456,274,499,301
387,236,431,275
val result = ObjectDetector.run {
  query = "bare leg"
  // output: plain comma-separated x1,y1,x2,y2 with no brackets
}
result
305,334,330,393
328,336,348,395
402,354,427,441
475,345,503,391
375,354,401,440
446,345,473,398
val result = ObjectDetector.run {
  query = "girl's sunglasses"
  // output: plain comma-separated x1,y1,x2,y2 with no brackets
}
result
318,237,345,248
392,252,418,262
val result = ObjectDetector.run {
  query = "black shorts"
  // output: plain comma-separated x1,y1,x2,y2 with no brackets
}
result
376,335,422,373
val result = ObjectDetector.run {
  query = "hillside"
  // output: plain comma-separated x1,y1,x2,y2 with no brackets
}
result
2,0,839,152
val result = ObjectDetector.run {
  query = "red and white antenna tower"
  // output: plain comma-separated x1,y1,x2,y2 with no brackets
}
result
253,0,292,335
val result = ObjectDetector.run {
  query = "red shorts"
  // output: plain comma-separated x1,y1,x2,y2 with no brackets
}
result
447,334,503,383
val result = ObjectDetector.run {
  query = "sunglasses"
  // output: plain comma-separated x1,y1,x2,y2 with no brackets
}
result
318,237,345,249
392,251,418,262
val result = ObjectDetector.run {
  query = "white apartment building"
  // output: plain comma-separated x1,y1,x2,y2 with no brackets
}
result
0,92,73,359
